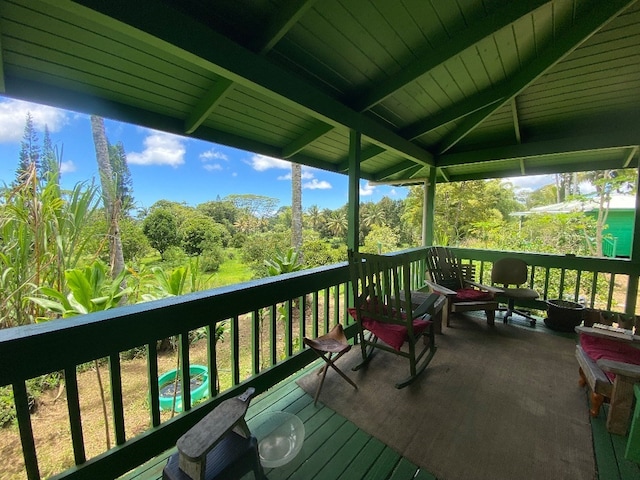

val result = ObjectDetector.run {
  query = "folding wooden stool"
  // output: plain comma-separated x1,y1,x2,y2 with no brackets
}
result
303,323,357,406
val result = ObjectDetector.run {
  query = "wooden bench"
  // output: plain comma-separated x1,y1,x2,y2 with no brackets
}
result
576,331,640,436
163,387,264,480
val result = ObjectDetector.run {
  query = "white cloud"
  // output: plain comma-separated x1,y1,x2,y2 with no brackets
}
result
503,174,555,191
200,149,228,161
303,178,332,190
0,99,68,143
249,154,290,171
203,163,223,172
59,161,76,174
360,181,375,196
128,132,186,167
278,170,315,181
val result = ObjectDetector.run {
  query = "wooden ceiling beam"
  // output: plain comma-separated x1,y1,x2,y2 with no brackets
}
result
185,0,316,136
73,0,434,167
373,164,423,183
337,145,386,172
4,74,345,177
282,122,333,158
184,78,234,134
511,98,521,144
624,146,639,168
351,0,550,112
444,157,637,182
254,0,317,54
433,0,637,154
437,129,640,166
373,160,422,180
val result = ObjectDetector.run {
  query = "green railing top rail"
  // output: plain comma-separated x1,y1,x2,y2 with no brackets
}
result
0,261,350,389
450,247,640,275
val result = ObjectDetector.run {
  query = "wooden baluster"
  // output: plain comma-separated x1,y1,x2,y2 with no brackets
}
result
206,322,218,398
64,365,86,464
109,353,126,445
270,304,278,366
14,381,40,480
231,316,240,386
147,342,161,427
251,310,260,376
180,332,191,411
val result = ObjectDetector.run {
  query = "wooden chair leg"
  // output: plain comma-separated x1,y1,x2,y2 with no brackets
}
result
313,351,357,406
485,309,495,326
578,367,587,388
591,391,605,417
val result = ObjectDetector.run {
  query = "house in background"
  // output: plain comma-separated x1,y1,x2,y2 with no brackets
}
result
516,194,636,257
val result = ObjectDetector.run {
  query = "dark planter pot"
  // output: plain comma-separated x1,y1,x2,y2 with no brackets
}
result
544,299,585,332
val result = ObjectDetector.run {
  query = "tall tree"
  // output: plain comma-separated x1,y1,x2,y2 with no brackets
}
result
41,125,58,181
142,208,180,259
90,115,126,278
15,112,40,186
109,141,134,215
580,169,636,256
291,163,303,256
305,204,321,231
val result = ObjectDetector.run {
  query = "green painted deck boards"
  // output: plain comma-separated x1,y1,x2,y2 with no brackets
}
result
121,364,428,480
122,361,637,480
591,405,640,480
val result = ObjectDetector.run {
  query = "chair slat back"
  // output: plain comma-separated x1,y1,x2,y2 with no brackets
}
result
426,246,465,290
348,250,414,327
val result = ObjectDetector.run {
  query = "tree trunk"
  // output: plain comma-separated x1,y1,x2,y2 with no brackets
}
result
291,163,303,259
90,115,126,278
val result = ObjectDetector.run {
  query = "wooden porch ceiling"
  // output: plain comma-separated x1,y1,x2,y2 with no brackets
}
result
2,0,640,184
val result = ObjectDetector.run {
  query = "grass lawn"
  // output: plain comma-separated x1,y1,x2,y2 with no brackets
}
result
209,249,254,287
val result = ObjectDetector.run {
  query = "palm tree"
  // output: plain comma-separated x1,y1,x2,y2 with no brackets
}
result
361,202,386,228
305,204,321,231
90,116,126,279
291,163,302,257
326,210,347,237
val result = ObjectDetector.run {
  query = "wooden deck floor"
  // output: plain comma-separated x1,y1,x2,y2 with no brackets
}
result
119,364,434,480
120,314,640,480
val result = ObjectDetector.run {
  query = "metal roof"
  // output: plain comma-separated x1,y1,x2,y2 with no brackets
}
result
2,0,639,184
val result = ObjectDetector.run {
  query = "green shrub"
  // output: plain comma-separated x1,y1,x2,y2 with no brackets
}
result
0,386,15,427
200,246,225,273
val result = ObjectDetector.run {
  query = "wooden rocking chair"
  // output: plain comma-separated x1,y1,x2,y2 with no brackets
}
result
348,250,440,388
425,246,502,327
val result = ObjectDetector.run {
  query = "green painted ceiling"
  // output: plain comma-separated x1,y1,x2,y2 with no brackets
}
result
2,0,639,184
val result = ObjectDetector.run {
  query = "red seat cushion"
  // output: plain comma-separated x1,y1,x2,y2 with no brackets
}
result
579,333,640,381
455,287,494,302
348,303,431,351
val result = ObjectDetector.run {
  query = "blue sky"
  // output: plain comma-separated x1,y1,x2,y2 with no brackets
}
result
0,97,555,212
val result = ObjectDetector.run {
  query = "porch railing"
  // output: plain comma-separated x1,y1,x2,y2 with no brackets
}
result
1,246,637,480
0,259,361,480
451,247,640,315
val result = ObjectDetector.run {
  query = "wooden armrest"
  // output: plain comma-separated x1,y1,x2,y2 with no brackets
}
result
413,293,441,319
597,359,640,379
424,280,456,297
576,326,640,347
464,280,503,295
